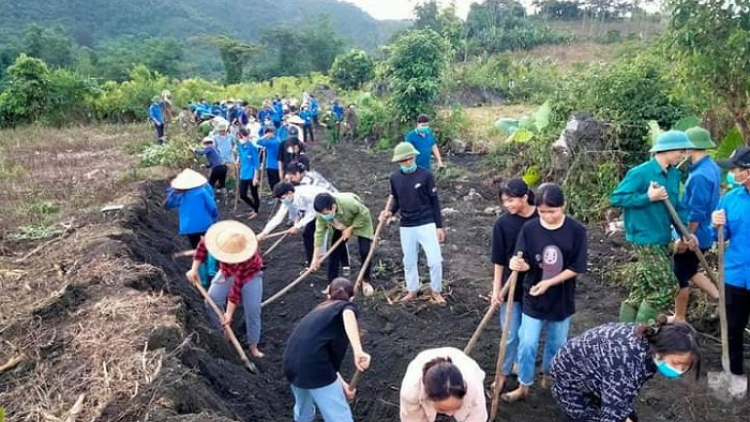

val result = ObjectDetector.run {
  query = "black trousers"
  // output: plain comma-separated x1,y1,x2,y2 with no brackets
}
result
266,169,280,192
303,124,315,143
239,179,260,212
303,220,316,265
209,165,227,190
186,232,205,249
328,230,371,282
154,123,165,144
727,284,750,375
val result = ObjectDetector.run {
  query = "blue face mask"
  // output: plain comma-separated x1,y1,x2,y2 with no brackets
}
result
654,358,686,379
400,163,418,174
321,212,335,222
281,198,293,207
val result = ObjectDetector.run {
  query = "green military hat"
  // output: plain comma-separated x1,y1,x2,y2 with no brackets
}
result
392,142,420,162
685,127,716,150
650,130,694,153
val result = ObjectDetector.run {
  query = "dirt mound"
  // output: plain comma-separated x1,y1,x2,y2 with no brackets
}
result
2,142,748,422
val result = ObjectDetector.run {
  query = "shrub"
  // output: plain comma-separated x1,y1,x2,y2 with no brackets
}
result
139,138,196,168
330,50,375,90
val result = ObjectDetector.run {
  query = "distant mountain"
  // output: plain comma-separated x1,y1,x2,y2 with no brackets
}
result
0,0,410,51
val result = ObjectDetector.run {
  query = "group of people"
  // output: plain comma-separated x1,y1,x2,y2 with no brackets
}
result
163,109,748,422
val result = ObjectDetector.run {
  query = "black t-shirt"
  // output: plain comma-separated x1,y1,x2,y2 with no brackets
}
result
515,217,587,321
283,300,356,389
389,167,443,228
491,210,538,302
278,142,306,169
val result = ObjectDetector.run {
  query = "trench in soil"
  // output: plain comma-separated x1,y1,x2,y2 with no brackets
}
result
95,143,748,422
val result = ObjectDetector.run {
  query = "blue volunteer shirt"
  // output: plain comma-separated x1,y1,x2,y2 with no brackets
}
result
194,145,225,168
404,128,436,170
300,110,313,126
310,99,319,116
682,156,721,249
715,186,750,290
332,103,344,121
149,103,164,124
165,184,219,235
258,136,281,170
238,141,260,181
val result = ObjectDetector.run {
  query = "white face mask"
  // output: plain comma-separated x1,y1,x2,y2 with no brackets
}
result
287,147,294,153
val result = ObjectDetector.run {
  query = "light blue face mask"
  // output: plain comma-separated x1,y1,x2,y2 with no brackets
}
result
654,358,686,379
281,198,293,207
400,163,418,174
321,212,335,222
726,171,748,189
417,126,430,134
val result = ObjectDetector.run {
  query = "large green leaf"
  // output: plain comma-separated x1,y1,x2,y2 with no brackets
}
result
508,128,534,143
648,120,663,146
522,166,541,186
519,115,536,130
535,100,552,131
673,116,701,131
495,118,519,134
712,128,744,160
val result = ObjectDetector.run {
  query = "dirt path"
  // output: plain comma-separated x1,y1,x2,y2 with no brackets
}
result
2,139,748,422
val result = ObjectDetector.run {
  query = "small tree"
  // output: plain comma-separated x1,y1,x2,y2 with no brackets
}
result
666,0,750,144
0,54,51,125
385,29,448,122
208,36,258,84
330,50,375,90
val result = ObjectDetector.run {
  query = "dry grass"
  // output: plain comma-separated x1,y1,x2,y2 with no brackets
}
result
545,18,665,40
512,42,620,68
0,123,153,240
459,104,540,152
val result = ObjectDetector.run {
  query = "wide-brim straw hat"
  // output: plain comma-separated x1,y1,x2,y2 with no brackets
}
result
171,168,208,190
287,115,305,125
204,220,258,264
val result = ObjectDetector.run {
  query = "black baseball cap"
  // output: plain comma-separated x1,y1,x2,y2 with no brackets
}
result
718,146,750,169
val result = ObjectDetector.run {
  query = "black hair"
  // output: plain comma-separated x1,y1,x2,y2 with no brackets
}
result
636,315,702,380
535,183,565,208
417,114,430,124
298,155,311,171
284,137,301,148
500,178,535,206
285,161,307,175
421,357,467,401
264,127,275,134
273,181,295,198
238,128,249,138
328,277,354,301
314,193,335,213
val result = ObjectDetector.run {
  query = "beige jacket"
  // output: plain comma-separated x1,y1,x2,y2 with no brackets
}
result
400,347,487,422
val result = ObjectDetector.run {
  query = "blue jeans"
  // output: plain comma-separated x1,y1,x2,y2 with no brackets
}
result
499,301,522,376
206,271,263,346
400,223,443,292
517,313,571,386
291,379,353,422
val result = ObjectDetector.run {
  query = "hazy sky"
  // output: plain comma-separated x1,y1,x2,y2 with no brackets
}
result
342,0,478,20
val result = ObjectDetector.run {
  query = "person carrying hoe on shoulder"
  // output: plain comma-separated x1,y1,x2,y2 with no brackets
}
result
550,318,701,422
283,277,371,422
380,142,446,305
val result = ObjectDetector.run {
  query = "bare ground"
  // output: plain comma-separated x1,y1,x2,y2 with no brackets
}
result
1,128,748,422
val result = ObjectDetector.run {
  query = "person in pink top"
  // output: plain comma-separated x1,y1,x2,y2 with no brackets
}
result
400,347,487,422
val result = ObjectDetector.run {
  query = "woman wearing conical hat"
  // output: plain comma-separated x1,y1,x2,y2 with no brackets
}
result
165,168,219,249
186,220,266,358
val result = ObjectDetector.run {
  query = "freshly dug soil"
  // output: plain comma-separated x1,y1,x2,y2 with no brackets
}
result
2,141,748,422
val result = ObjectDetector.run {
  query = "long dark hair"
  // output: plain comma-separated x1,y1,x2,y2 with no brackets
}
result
499,178,535,205
328,277,354,301
635,315,701,380
422,357,466,401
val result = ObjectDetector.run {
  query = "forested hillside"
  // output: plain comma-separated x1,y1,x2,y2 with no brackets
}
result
0,0,405,51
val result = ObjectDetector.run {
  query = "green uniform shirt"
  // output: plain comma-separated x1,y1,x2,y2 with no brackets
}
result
314,193,374,248
610,158,688,246
199,121,212,137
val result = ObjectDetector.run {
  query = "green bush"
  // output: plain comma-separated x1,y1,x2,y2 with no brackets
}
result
330,50,375,90
433,104,468,147
139,138,196,168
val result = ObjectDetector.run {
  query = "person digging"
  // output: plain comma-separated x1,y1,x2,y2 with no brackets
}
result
670,127,721,322
186,220,266,359
379,142,446,305
310,193,376,296
611,130,694,324
711,145,750,399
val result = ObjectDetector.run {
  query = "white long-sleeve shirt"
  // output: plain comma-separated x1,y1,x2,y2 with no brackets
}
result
260,184,329,235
